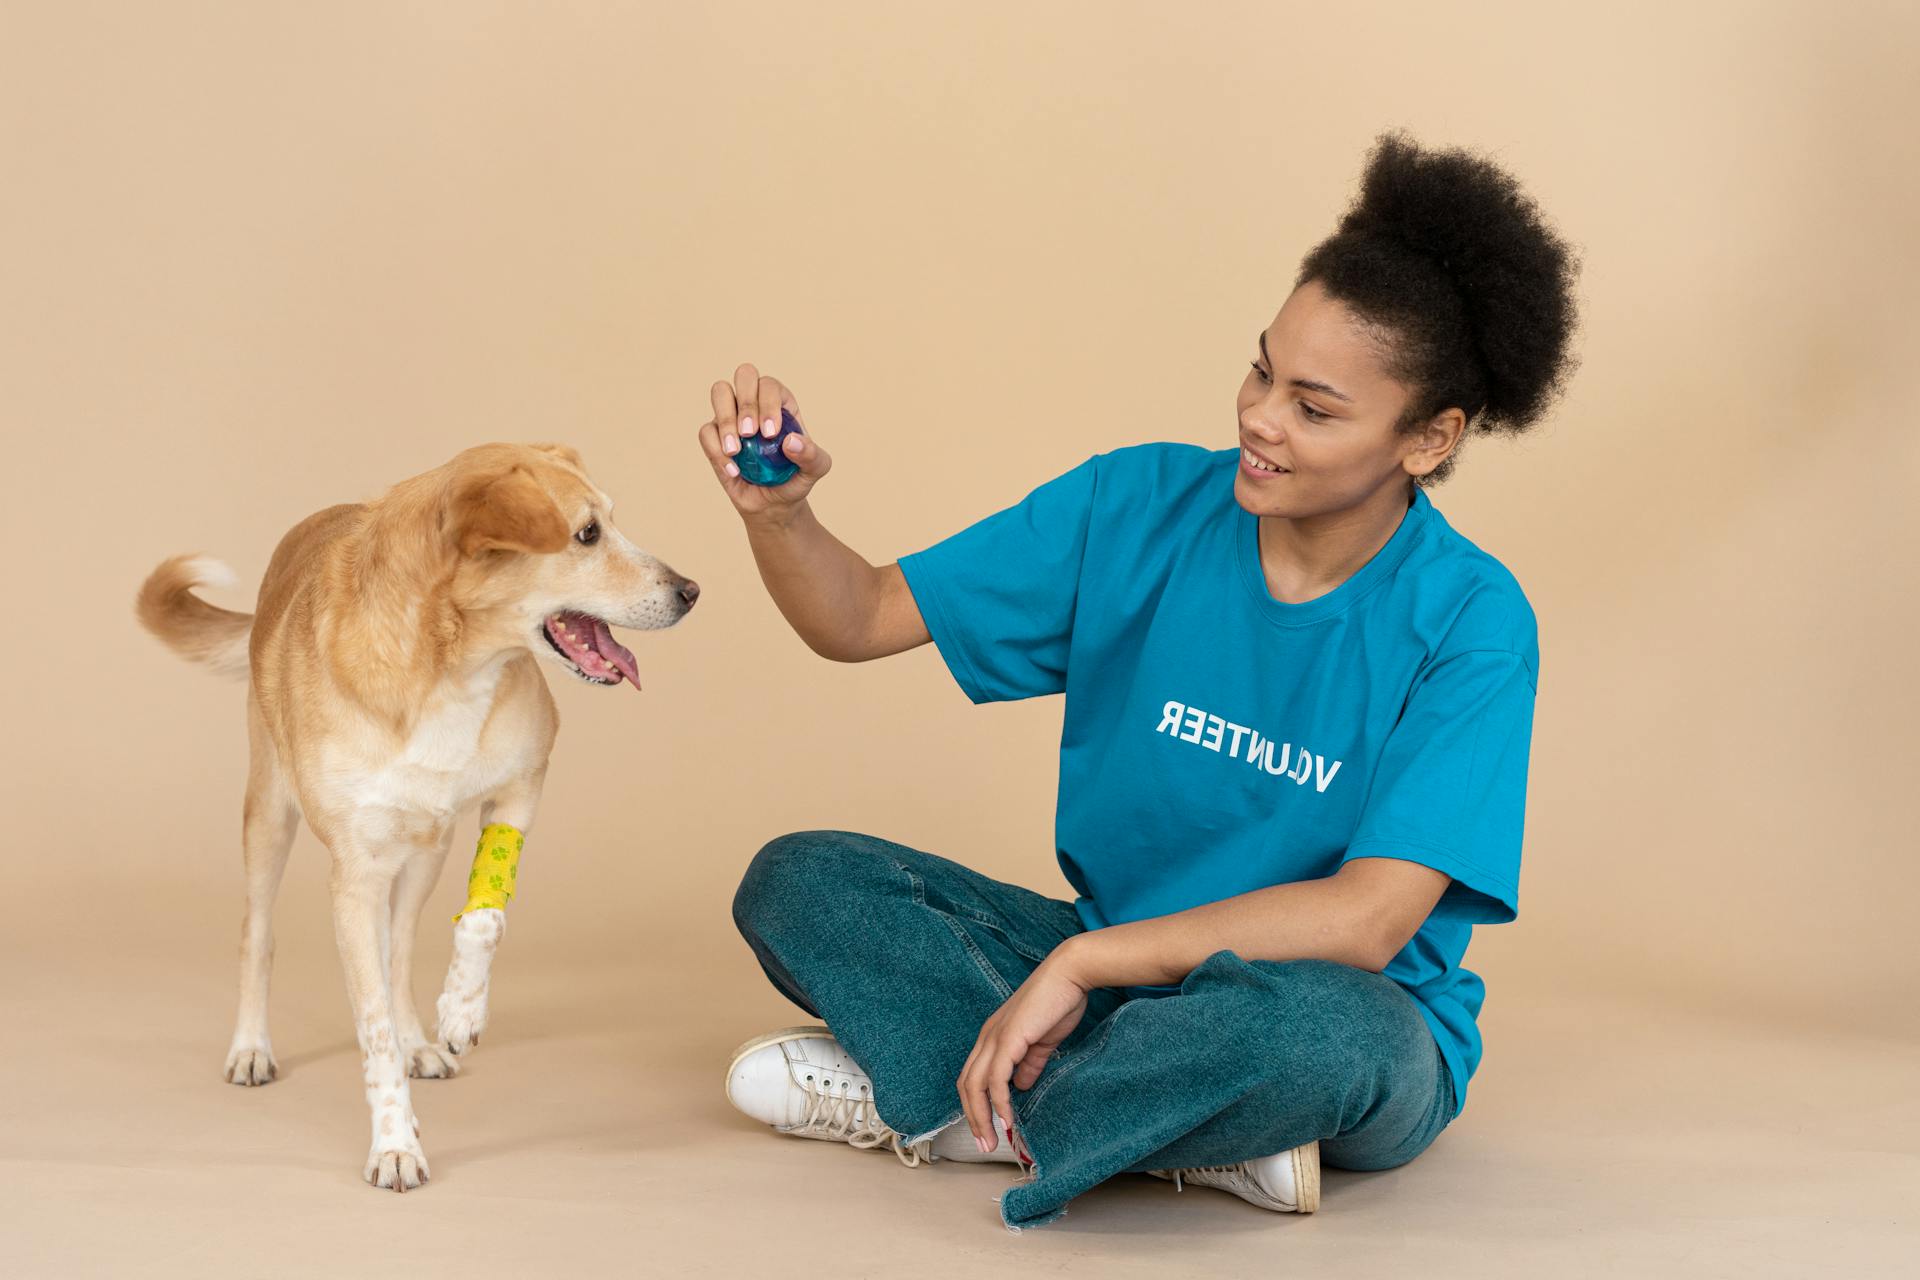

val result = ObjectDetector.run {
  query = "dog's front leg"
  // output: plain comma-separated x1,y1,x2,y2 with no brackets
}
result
389,831,460,1080
330,847,431,1191
436,771,544,1057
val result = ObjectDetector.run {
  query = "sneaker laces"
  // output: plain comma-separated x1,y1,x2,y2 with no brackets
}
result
1168,1162,1249,1193
790,1075,932,1168
1162,1159,1298,1212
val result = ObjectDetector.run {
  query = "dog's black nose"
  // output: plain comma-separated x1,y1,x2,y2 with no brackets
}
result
677,578,701,608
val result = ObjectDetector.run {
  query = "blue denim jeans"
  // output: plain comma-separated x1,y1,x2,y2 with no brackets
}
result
731,829,1456,1230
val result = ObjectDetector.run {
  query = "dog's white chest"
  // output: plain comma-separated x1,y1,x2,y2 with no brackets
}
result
398,694,494,775
348,666,518,818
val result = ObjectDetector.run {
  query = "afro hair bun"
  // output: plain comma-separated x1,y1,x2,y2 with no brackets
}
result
1297,130,1582,483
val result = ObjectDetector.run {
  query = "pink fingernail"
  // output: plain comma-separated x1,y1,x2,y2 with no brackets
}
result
741,417,754,435
724,462,739,477
723,434,738,454
977,1135,991,1153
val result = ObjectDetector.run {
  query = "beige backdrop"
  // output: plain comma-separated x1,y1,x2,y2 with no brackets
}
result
2,2,1914,1276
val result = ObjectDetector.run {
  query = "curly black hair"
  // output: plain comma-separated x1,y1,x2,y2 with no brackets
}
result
1295,130,1581,487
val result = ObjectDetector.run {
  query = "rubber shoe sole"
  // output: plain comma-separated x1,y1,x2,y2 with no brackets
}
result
1291,1140,1322,1213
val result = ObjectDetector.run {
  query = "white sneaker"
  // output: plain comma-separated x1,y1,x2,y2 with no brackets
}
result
725,1024,934,1167
1147,1140,1321,1213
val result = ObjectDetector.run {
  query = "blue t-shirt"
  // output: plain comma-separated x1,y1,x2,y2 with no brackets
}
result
896,442,1538,1115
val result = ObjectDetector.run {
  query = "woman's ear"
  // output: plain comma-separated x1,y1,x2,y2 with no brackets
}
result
450,466,570,556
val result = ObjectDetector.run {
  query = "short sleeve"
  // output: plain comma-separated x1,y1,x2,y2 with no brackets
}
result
1341,648,1538,924
895,455,1098,703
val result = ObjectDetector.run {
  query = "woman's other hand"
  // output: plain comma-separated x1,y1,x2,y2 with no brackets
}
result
955,949,1093,1156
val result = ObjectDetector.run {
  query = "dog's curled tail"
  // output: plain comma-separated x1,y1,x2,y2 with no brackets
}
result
136,555,254,680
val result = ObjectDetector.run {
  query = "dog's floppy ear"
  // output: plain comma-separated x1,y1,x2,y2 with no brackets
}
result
531,442,585,470
450,466,570,556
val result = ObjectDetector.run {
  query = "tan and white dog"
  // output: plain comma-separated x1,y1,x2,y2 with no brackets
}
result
136,442,697,1191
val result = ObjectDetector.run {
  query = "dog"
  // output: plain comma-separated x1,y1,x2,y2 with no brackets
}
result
136,442,698,1191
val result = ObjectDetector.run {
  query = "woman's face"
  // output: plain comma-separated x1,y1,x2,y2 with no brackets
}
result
1234,279,1453,519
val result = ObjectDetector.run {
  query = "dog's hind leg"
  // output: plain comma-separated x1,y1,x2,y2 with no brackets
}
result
389,829,459,1080
436,767,546,1058
328,835,432,1191
225,702,297,1086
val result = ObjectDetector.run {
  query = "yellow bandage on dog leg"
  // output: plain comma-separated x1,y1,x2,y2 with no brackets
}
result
453,823,524,923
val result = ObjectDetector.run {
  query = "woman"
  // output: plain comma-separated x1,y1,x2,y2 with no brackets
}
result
703,130,1579,1231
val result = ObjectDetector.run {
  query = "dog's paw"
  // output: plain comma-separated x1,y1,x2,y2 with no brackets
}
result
223,1045,279,1086
437,910,503,1056
406,1041,460,1080
363,1142,431,1192
435,994,489,1057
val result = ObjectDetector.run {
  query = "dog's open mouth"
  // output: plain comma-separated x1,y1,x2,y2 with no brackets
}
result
541,611,641,690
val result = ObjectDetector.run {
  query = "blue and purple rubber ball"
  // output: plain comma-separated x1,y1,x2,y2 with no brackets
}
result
736,408,806,486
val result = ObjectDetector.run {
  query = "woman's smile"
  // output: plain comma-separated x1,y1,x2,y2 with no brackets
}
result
1240,445,1291,476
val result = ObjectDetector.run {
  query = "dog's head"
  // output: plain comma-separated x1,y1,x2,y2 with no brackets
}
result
442,443,697,690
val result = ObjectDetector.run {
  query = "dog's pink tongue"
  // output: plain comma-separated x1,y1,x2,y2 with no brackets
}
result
590,617,641,690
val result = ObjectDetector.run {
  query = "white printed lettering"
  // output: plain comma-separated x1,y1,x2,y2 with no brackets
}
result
1151,698,1345,794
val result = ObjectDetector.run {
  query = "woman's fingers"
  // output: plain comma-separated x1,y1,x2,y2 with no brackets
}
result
781,427,830,481
697,419,754,501
989,1072,1015,1147
697,420,739,482
1012,1044,1051,1091
958,1030,1024,1153
956,1037,987,1145
732,363,761,438
961,1028,1005,1151
757,375,786,438
710,381,741,455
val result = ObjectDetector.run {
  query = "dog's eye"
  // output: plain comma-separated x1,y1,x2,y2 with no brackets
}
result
575,521,600,546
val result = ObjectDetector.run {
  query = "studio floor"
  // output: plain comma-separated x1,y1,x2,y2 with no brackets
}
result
2,937,1912,1279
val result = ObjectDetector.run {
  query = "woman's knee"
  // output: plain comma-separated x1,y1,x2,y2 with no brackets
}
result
731,829,895,937
1188,953,1431,1076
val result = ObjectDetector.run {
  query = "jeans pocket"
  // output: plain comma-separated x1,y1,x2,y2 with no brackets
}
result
935,912,1016,999
950,905,1059,964
892,857,1066,964
892,859,1043,999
